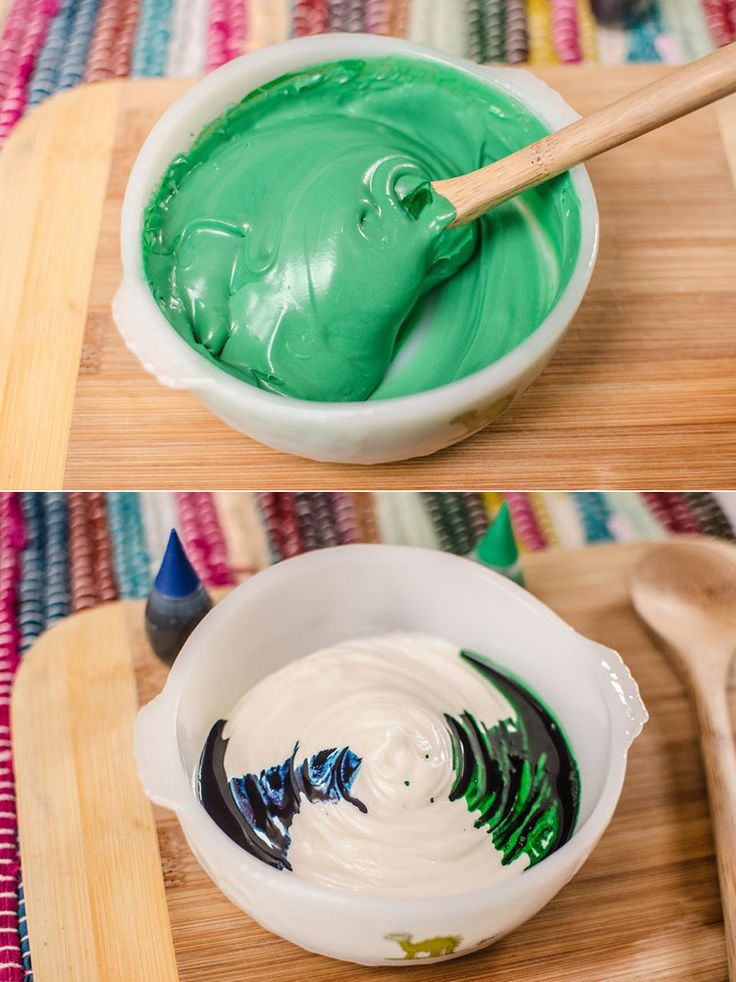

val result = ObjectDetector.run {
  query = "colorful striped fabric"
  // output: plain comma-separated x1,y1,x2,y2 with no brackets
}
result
1,0,731,144
5,489,735,595
3,490,733,979
0,495,23,982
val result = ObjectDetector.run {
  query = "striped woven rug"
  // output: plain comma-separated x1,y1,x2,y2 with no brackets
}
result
1,490,735,980
0,0,731,144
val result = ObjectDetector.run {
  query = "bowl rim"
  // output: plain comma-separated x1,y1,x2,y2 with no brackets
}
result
116,32,599,424
135,544,647,913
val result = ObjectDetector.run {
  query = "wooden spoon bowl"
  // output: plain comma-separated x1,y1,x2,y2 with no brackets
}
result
632,540,736,677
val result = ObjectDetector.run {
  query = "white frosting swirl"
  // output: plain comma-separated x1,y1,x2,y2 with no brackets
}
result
224,633,529,896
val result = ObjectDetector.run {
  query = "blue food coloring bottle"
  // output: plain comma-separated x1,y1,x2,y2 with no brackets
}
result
145,529,213,666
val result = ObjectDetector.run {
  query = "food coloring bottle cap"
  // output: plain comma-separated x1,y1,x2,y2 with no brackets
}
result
154,528,202,598
474,502,524,586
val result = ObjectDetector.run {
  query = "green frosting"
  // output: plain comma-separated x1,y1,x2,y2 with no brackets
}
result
446,650,580,869
143,56,581,402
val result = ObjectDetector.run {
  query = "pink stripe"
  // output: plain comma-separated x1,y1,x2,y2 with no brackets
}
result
175,493,235,588
0,0,59,143
195,493,236,586
0,0,32,110
175,492,212,584
640,492,677,532
225,0,247,61
363,0,388,33
0,494,24,982
550,0,582,63
503,492,547,551
206,0,230,70
728,0,736,37
659,493,703,535
642,492,702,535
702,0,735,45
276,494,303,559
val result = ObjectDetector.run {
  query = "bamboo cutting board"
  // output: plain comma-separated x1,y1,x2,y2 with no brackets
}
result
11,542,734,981
1,69,736,489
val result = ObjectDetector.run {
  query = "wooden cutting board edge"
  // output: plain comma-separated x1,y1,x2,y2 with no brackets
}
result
0,81,125,489
12,600,179,982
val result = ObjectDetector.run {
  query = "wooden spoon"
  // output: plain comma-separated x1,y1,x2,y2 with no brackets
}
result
435,42,736,226
631,540,736,977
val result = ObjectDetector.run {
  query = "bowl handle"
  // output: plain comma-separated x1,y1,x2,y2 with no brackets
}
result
134,694,186,810
112,280,216,391
598,643,649,748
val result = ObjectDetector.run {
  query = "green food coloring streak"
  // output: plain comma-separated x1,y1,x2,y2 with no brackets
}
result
142,56,581,402
445,650,580,869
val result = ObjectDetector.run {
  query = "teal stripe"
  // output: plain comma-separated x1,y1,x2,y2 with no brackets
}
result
106,493,152,599
18,494,44,654
132,0,176,77
42,493,70,628
18,872,31,979
573,492,614,543
626,1,664,62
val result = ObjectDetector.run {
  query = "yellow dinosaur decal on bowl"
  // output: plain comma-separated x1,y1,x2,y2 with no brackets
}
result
385,932,462,959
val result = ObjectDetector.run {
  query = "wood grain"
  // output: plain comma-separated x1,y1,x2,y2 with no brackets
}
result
0,83,121,488
1,68,736,488
631,542,736,977
12,603,178,982
437,44,736,224
12,542,736,981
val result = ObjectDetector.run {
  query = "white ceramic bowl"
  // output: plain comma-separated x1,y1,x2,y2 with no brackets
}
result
115,34,598,465
135,544,645,966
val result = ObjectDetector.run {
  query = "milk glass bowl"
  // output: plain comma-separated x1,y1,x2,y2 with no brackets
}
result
135,545,646,966
114,33,598,465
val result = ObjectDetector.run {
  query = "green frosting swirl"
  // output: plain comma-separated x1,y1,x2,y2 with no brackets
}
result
446,650,580,868
143,56,581,402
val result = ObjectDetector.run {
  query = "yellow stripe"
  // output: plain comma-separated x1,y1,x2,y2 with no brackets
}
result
481,491,504,515
577,0,598,62
244,0,290,52
526,0,558,64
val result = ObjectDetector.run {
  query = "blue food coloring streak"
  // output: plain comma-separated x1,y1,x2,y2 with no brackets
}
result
198,719,366,870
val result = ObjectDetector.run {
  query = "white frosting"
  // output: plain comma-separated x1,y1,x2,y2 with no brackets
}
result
224,633,530,896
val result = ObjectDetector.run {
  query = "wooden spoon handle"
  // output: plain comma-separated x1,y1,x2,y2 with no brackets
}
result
692,678,736,977
435,42,736,226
